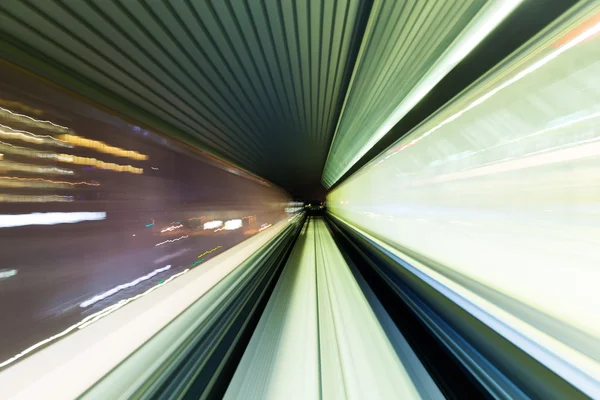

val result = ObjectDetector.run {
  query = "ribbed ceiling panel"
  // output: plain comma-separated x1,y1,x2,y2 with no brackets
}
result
0,0,367,193
321,1,522,187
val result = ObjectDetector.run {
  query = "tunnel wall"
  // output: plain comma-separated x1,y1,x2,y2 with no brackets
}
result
327,2,600,393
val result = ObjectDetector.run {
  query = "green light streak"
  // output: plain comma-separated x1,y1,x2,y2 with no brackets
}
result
192,258,205,267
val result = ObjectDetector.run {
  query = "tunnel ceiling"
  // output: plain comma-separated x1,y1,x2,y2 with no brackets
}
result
0,0,520,196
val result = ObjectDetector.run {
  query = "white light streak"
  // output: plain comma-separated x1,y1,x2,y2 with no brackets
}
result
79,265,172,308
161,224,183,233
77,269,189,330
393,18,600,159
0,269,17,279
0,106,70,131
259,223,272,232
0,123,71,147
155,235,189,247
203,220,223,230
0,212,106,228
0,268,189,369
224,219,243,230
324,0,524,186
0,160,74,175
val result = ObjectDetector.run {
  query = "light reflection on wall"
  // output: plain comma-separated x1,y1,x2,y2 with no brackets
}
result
328,6,600,394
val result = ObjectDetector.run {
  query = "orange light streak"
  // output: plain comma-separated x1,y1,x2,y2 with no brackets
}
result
58,134,148,160
553,12,600,48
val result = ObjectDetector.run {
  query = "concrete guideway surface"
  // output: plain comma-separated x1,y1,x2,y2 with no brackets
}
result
225,217,441,400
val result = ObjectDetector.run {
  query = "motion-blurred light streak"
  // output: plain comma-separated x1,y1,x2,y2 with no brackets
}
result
79,265,172,308
197,246,222,259
191,259,204,267
0,160,73,175
0,268,189,369
58,134,148,160
0,176,99,188
258,223,272,232
160,225,183,233
386,14,600,162
155,236,189,247
0,124,71,147
1,141,143,173
77,269,189,330
52,153,143,174
0,212,106,228
0,194,73,203
224,219,243,230
322,0,524,187
0,106,70,133
203,220,223,230
328,3,600,397
0,269,17,279
431,138,600,184
0,140,63,159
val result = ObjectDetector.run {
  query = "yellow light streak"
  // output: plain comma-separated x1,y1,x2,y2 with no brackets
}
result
58,134,148,160
0,194,73,203
197,245,222,259
0,99,43,116
0,176,99,189
55,154,143,174
0,141,142,174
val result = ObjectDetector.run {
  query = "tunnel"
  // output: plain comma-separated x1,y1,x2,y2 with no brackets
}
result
0,0,599,399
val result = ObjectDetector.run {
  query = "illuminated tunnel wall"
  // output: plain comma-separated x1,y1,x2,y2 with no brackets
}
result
328,2,600,393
